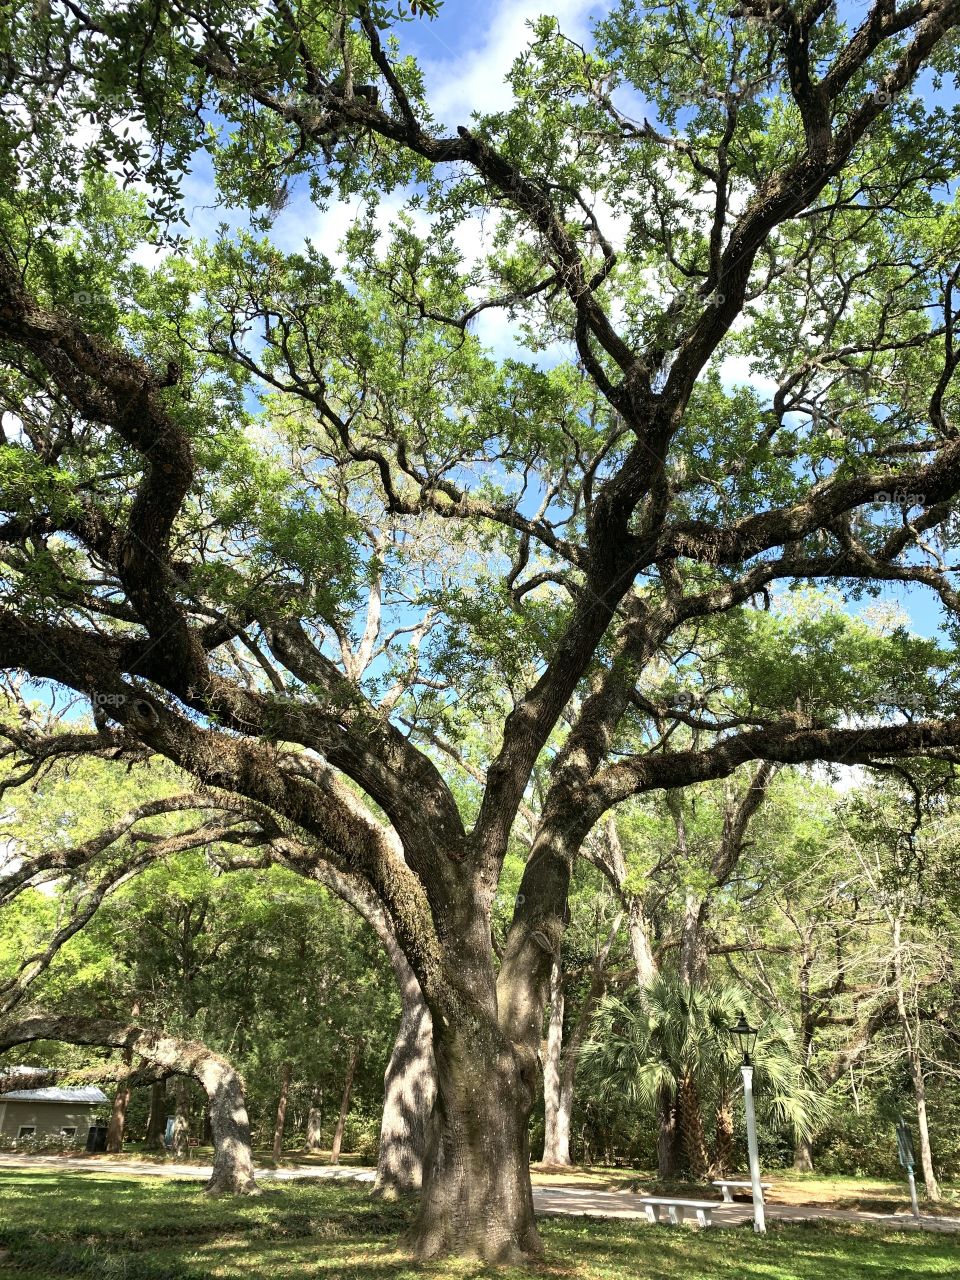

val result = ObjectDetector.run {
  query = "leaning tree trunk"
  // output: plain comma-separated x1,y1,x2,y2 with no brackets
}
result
0,1012,257,1196
272,1060,292,1163
909,1053,940,1200
330,1041,359,1166
374,966,435,1197
413,1018,541,1263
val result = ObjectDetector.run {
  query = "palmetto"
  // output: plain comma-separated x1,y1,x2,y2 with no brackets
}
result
583,976,829,1178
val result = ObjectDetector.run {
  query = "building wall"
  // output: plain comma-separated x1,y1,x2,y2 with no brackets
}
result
0,1100,99,1142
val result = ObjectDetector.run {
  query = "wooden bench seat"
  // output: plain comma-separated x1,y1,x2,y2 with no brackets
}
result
638,1197,717,1227
711,1179,772,1203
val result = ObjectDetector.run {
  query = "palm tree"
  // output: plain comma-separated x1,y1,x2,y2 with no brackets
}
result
582,975,829,1179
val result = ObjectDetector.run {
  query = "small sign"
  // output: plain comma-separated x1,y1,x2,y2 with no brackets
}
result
896,1118,915,1168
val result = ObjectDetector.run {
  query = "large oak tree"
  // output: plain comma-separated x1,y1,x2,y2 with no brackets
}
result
4,0,960,1260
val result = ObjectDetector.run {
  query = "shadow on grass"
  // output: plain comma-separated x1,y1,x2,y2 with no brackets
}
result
1,1171,957,1280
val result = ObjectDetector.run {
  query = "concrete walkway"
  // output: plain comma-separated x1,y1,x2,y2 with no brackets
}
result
2,1154,958,1233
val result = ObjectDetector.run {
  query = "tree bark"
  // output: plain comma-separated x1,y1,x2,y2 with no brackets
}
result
714,1093,735,1176
678,889,708,987
170,1077,190,1159
106,1001,139,1154
677,1070,710,1179
374,971,435,1196
893,915,940,1201
330,1041,359,1165
586,818,658,988
145,1079,167,1150
910,1063,940,1202
304,1087,324,1153
272,1060,292,1163
656,1088,678,1179
542,915,620,1168
105,1075,132,1154
291,858,437,1195
794,930,817,1173
541,957,569,1166
793,1136,815,1172
413,1021,541,1263
0,1012,258,1196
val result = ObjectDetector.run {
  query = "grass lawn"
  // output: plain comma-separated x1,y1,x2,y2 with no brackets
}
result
74,1150,960,1217
0,1170,957,1280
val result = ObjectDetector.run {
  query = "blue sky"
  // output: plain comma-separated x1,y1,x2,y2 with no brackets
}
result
395,0,954,643
174,0,953,644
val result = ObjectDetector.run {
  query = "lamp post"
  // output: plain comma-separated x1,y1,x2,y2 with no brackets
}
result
730,1011,766,1234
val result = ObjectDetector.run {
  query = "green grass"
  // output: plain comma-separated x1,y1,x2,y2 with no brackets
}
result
0,1169,956,1280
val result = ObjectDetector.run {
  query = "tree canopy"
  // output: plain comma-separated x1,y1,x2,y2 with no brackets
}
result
3,0,960,1261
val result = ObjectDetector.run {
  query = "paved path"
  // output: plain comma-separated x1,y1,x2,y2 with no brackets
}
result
0,1153,374,1184
2,1154,958,1233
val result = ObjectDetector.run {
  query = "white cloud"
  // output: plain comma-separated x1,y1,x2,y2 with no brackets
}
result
716,354,780,399
423,1,604,127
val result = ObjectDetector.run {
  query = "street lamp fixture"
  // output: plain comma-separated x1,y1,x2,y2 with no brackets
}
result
730,1011,759,1066
728,1010,765,1234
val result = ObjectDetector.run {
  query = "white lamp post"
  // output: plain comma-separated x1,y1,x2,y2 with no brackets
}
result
730,1011,766,1234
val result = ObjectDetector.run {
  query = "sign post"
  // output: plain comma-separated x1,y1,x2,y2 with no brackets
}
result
896,1117,920,1220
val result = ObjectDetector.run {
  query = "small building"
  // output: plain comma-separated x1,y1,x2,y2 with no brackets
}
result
0,1068,108,1145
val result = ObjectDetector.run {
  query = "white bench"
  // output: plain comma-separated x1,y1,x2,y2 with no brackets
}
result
638,1197,716,1227
712,1179,772,1203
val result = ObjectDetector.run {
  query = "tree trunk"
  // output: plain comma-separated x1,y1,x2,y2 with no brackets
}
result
106,1001,139,1153
587,817,658,988
656,1087,678,1179
304,1087,324,1153
793,1136,815,1172
201,1065,258,1197
542,915,620,1168
272,1060,292,1163
0,1012,258,1196
330,1041,359,1165
170,1077,190,1159
412,1022,541,1263
793,929,818,1174
911,1064,940,1201
541,957,569,1166
677,1070,710,1179
374,973,435,1196
678,891,708,988
105,1077,132,1153
892,915,940,1201
145,1079,166,1149
714,1093,735,1176
293,859,437,1194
